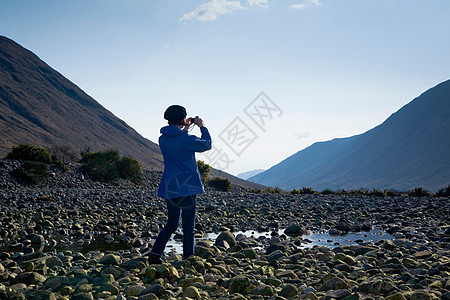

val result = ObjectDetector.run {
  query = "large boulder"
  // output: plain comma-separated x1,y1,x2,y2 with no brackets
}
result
71,293,94,300
31,234,45,244
215,231,236,247
279,284,299,298
43,276,69,291
99,254,121,265
155,263,179,282
229,276,251,294
16,272,46,285
126,285,147,297
95,283,119,296
284,224,303,237
183,286,201,299
179,276,205,288
137,284,166,297
23,290,57,300
46,256,63,268
252,283,275,296
358,278,396,296
121,258,147,271
321,276,348,291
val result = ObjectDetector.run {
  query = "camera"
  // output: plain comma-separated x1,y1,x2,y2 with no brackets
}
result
188,116,197,124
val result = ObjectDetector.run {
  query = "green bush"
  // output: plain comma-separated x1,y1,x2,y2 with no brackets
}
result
263,186,282,193
79,150,142,184
80,150,120,182
208,177,231,192
117,156,143,184
248,186,283,193
436,185,450,197
321,189,336,195
367,189,387,197
6,143,53,163
290,187,318,194
386,190,401,197
299,187,318,194
344,189,367,195
6,143,66,170
409,187,431,197
197,160,211,183
290,189,301,194
12,161,49,184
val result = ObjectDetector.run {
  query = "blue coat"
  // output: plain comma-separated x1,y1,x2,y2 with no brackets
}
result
157,125,212,199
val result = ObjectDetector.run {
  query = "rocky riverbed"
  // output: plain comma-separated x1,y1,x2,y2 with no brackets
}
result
0,159,449,299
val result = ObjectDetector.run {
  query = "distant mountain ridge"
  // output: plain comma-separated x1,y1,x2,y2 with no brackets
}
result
0,36,266,189
237,169,265,180
249,80,450,192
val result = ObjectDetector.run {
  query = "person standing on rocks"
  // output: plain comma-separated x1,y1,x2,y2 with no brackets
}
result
148,105,212,264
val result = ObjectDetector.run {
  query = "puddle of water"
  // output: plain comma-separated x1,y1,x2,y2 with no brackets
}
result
164,228,393,254
0,228,393,257
298,229,392,248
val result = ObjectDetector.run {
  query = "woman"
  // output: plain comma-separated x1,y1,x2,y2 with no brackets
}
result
148,105,212,264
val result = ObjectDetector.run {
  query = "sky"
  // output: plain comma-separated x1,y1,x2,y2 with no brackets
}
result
1,0,449,176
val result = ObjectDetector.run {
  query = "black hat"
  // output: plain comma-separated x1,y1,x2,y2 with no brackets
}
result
164,105,187,123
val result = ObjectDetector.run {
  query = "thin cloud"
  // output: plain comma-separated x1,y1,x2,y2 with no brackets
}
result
180,0,245,23
246,0,269,8
291,3,307,9
290,0,322,10
295,131,310,139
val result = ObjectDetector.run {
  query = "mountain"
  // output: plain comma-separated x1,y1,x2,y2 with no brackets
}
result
0,36,266,189
0,36,163,169
237,169,265,180
249,80,450,192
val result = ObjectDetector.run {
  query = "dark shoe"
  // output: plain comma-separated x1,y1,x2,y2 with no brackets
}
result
148,253,163,264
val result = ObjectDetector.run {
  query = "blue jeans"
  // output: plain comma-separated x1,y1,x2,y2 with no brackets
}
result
150,194,197,259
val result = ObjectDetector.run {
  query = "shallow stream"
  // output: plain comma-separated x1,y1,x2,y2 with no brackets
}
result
164,227,393,254
0,227,394,256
